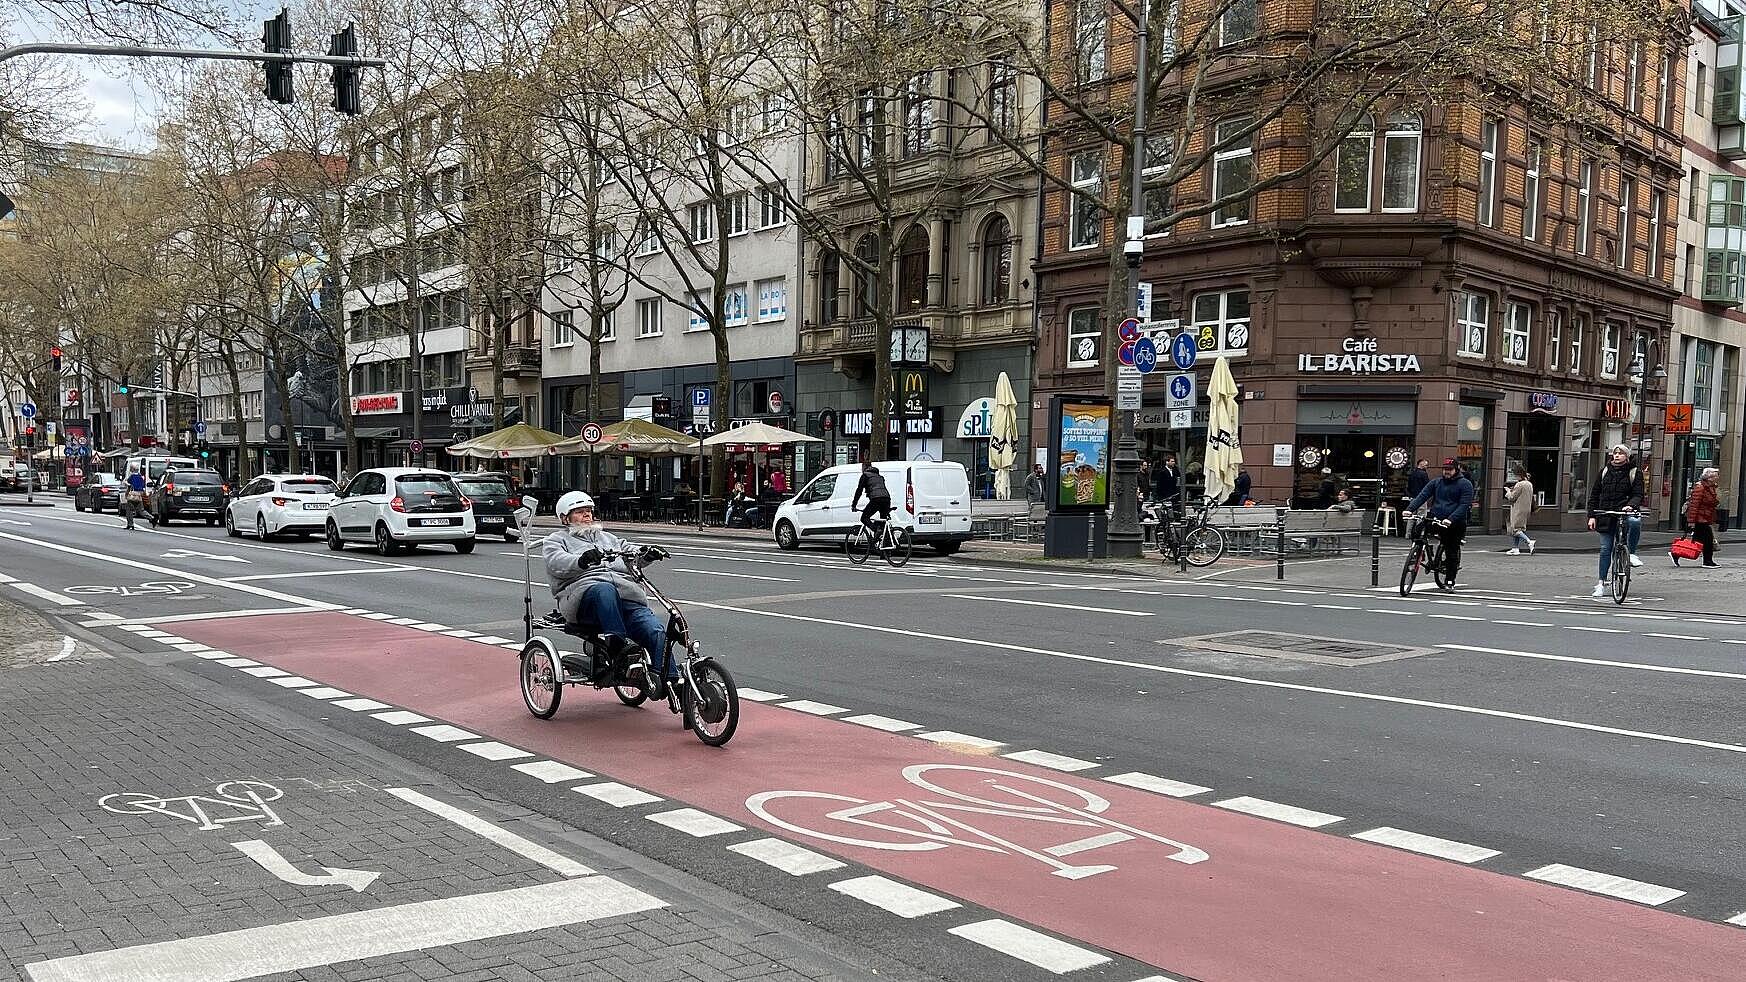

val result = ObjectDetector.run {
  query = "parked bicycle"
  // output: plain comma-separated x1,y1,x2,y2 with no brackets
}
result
1399,514,1454,596
1594,509,1638,605
845,513,913,567
1145,497,1225,571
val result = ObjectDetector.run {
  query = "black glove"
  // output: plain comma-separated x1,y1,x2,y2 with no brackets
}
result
578,547,602,567
640,545,669,563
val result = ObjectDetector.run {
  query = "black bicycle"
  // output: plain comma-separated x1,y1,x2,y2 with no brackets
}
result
1399,514,1454,596
1149,498,1225,572
1594,509,1638,605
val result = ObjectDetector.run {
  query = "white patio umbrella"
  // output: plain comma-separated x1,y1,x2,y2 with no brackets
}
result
1203,356,1242,507
700,421,821,448
989,372,1019,499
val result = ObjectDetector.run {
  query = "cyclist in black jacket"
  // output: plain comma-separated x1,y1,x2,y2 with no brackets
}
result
850,461,892,530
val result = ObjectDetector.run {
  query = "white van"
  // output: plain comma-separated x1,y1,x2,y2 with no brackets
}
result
123,454,199,485
772,460,972,555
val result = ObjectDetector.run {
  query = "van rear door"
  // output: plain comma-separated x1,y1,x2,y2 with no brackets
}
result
911,463,971,533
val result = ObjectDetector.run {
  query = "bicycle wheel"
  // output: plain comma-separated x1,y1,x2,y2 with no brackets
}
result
1611,543,1631,604
519,639,562,719
1398,542,1423,596
1182,525,1225,567
687,659,739,747
1430,545,1450,590
845,527,872,565
885,527,913,567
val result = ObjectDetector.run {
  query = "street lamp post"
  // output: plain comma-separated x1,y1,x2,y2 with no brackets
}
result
1627,338,1667,522
1107,0,1152,560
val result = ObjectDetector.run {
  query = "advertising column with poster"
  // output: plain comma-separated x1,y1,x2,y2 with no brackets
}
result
1044,395,1112,558
63,421,90,487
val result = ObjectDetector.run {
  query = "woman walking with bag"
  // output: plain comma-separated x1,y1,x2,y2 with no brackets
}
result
1504,465,1536,555
122,465,147,531
1684,468,1722,567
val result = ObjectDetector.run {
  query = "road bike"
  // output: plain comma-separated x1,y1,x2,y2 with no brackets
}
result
1148,497,1225,571
1399,514,1454,596
845,513,912,567
1594,509,1639,605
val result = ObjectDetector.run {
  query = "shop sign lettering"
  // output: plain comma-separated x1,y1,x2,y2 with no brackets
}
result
1296,337,1421,374
1529,391,1559,413
351,393,403,415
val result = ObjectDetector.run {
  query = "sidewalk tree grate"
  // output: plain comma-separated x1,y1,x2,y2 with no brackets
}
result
1164,631,1435,667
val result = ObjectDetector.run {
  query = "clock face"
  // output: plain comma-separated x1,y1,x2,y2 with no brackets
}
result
889,331,906,364
904,330,928,363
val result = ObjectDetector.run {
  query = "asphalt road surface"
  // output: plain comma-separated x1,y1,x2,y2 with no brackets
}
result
2,504,1743,981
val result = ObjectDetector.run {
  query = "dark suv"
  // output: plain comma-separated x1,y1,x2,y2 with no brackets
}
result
455,472,522,541
149,469,227,526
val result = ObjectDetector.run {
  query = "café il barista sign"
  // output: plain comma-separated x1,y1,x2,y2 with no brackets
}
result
1297,337,1422,374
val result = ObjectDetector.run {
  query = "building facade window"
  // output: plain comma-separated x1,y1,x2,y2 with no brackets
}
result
1142,136,1175,234
988,59,1017,136
758,182,787,228
1503,301,1531,365
1190,289,1252,358
1334,114,1374,212
727,193,750,236
897,228,929,309
1074,1,1107,84
756,278,787,321
1577,160,1596,256
637,297,662,337
1648,189,1665,279
1570,313,1585,374
1456,291,1490,358
1381,111,1421,211
819,250,840,322
549,310,574,347
902,74,935,157
635,218,660,256
1657,45,1676,128
1477,117,1500,227
688,291,711,331
593,310,614,342
1219,0,1257,46
1546,309,1561,371
1703,174,1746,304
1617,174,1636,270
980,214,1013,304
1694,339,1717,414
1211,117,1254,227
1066,306,1101,367
1523,140,1543,242
1601,320,1620,378
1069,150,1103,249
724,285,749,327
688,203,714,244
1625,41,1643,112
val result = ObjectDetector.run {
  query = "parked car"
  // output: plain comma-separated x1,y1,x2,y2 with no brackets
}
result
147,469,227,526
226,474,340,539
772,460,972,555
73,472,126,512
453,471,522,541
325,467,476,555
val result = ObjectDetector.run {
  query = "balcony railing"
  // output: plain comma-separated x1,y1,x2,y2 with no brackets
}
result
798,306,1032,358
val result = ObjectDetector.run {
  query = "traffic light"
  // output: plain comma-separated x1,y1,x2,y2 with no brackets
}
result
263,9,293,105
117,376,129,395
50,346,61,372
329,24,361,116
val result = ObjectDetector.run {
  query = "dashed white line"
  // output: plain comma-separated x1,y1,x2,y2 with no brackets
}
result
360,612,396,620
727,837,847,876
1568,626,1627,634
1002,750,1099,772
1491,619,1554,627
10,582,86,606
473,635,516,645
947,918,1111,974
298,687,353,700
239,666,289,678
671,568,797,582
409,622,450,632
1427,614,1484,622
1728,911,1746,927
331,698,391,712
441,629,481,638
842,714,920,732
386,617,421,625
1212,796,1344,828
916,730,1004,750
371,710,430,725
646,808,742,838
1350,827,1500,864
1644,632,1705,641
943,594,1154,616
411,724,481,743
511,760,594,783
736,688,787,702
457,741,533,761
573,782,662,807
1524,863,1684,906
1441,644,1746,682
216,657,260,667
1615,613,1675,621
267,676,320,688
829,875,960,918
1103,772,1212,798
385,787,593,877
778,699,848,716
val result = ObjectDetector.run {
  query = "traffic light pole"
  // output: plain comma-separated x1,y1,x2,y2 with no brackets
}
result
0,40,385,70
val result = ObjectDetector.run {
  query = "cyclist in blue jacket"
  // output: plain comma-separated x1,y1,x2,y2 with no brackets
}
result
1407,457,1476,589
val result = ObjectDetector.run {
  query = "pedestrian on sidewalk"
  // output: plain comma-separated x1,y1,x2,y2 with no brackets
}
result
1504,465,1536,555
1025,463,1045,507
1587,444,1646,596
1684,467,1721,567
122,465,146,531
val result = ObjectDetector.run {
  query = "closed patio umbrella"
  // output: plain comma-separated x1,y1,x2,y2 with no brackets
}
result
989,372,1019,500
1203,356,1241,507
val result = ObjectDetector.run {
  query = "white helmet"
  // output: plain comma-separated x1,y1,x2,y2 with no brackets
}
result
556,491,595,518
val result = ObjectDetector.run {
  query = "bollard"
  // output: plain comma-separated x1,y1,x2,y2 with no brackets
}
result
1370,526,1381,587
1275,506,1287,580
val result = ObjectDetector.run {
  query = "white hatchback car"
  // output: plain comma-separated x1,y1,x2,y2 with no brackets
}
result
325,467,477,555
225,474,339,540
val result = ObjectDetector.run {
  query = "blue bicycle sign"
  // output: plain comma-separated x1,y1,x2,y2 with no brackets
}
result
1134,337,1158,374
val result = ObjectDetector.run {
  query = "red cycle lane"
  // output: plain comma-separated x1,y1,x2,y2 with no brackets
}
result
180,612,1746,982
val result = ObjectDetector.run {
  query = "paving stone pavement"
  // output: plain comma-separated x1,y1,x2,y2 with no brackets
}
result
0,639,849,982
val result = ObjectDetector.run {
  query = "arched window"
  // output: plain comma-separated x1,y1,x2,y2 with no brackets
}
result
980,215,1013,304
1333,113,1374,212
819,249,840,322
1381,111,1421,212
853,234,879,318
897,227,929,309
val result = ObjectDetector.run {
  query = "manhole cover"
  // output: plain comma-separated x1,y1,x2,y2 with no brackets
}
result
1164,631,1435,666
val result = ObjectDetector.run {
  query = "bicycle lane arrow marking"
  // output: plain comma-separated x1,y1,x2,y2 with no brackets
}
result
173,611,1746,982
232,840,380,892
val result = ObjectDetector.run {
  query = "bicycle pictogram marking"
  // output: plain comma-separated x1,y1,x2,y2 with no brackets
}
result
746,764,1208,880
65,581,197,598
100,780,286,831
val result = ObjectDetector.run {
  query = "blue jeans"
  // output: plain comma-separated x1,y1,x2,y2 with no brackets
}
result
1511,529,1532,549
575,582,673,678
1597,515,1643,580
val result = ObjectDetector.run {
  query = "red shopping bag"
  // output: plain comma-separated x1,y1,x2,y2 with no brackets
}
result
1670,535,1703,560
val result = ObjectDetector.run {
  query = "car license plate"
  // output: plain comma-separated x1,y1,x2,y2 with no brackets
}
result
479,516,503,525
416,518,454,527
303,502,328,511
186,495,213,504
919,513,943,525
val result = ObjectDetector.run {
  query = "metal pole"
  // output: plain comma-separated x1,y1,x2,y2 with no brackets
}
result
1275,506,1287,580
1370,525,1380,587
0,41,386,68
1106,0,1151,560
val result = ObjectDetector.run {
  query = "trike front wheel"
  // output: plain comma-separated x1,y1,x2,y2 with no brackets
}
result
520,639,563,719
686,659,739,747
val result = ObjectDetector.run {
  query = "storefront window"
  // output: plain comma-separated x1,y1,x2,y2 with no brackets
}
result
1566,420,1596,513
1457,404,1488,525
1506,413,1560,513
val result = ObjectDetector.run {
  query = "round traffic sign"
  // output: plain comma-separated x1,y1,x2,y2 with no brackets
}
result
410,439,424,455
1169,375,1192,400
1117,340,1137,367
194,421,207,436
1118,318,1140,343
1170,332,1198,370
1134,336,1159,374
581,422,604,445
19,402,35,419
769,390,784,414
820,408,835,432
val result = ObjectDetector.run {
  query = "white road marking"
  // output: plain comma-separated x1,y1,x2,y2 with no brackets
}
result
1615,613,1675,621
1492,620,1554,627
371,710,430,725
193,650,232,659
0,528,338,610
360,612,396,620
647,808,743,838
119,607,323,625
829,875,960,918
1350,827,1500,864
1440,644,1746,682
1690,617,1744,625
1426,614,1484,622
411,724,480,742
441,629,482,638
0,571,15,582
409,622,450,632
268,676,320,688
842,713,920,732
1043,831,1131,857
727,837,848,875
473,635,516,645
1727,911,1746,926
10,582,86,606
511,760,594,784
226,567,415,582
1103,772,1212,798
1524,863,1685,906
672,568,797,582
573,781,662,807
331,698,390,712
216,657,260,667
943,594,1154,616
947,918,1111,974
684,600,1746,756
21,877,662,982
779,699,848,716
1002,750,1099,772
916,730,1004,750
1644,632,1705,641
1212,796,1344,828
386,617,421,625
384,787,596,878
49,636,75,662
457,741,533,761
231,839,379,892
298,687,353,700
1568,625,1627,634
737,688,787,701
240,666,289,678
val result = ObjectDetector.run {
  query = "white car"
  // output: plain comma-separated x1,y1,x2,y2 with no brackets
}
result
324,467,477,555
772,460,972,555
226,474,339,540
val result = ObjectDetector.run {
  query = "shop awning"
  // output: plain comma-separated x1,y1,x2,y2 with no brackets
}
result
355,427,400,440
387,436,452,450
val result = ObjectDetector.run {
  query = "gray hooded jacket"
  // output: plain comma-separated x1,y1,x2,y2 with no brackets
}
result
542,522,650,610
